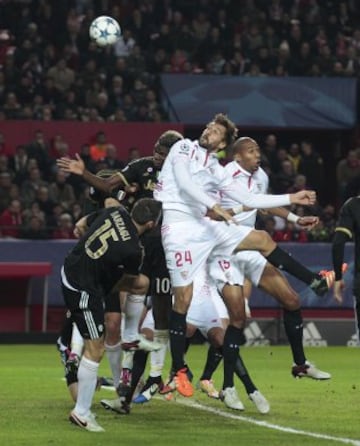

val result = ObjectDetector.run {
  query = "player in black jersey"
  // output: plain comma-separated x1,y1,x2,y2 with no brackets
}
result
57,130,183,407
62,198,162,432
332,196,360,338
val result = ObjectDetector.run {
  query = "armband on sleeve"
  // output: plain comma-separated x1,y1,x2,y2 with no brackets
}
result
287,212,299,223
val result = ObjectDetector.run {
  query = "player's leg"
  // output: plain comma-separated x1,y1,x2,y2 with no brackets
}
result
219,282,248,406
132,307,162,404
62,284,105,432
234,229,333,296
139,234,171,396
244,253,330,380
56,311,73,364
65,322,84,402
207,251,247,404
104,290,122,389
162,222,214,397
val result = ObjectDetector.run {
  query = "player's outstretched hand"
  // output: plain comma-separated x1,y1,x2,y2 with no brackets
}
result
333,280,345,304
290,190,316,206
57,153,85,176
211,204,236,224
297,216,319,230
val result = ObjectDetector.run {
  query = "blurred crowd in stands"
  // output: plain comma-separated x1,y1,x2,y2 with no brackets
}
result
0,127,359,241
0,0,359,240
0,0,360,122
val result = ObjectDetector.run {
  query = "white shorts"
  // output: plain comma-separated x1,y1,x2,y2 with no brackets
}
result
187,295,223,338
209,254,245,290
161,216,252,287
140,265,226,337
188,265,226,337
232,250,267,287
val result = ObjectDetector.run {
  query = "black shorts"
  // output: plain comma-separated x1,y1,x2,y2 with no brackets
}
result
62,284,105,340
141,231,171,298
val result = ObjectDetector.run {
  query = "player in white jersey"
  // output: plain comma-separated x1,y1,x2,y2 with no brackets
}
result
138,266,270,413
214,136,331,379
154,113,332,399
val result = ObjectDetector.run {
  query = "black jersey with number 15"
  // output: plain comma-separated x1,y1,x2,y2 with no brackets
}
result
63,206,143,297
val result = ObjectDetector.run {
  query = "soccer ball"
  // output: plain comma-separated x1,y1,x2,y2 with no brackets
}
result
89,16,121,47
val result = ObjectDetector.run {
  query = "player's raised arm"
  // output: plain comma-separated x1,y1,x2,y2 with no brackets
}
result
57,153,123,194
221,177,317,210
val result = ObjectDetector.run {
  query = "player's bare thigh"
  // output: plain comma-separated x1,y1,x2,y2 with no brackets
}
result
234,229,276,257
258,264,300,311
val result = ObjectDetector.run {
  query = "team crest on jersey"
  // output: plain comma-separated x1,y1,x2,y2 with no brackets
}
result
179,142,190,154
147,167,153,173
256,183,262,191
180,270,189,280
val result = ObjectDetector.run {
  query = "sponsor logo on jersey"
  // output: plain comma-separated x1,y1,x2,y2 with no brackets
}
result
303,322,327,346
244,321,270,346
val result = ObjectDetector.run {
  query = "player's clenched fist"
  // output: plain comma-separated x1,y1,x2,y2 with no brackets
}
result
290,190,316,206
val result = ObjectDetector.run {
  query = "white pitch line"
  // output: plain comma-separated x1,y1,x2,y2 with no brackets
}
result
159,397,360,446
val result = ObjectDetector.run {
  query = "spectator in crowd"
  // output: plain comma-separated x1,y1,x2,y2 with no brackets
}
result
0,132,10,156
127,146,141,163
298,140,325,202
102,144,125,171
0,171,14,212
272,159,295,193
288,174,310,194
48,170,76,211
25,130,51,177
52,212,76,239
20,215,48,239
262,133,279,173
47,58,75,93
8,145,28,184
0,199,22,238
336,149,360,202
20,166,48,206
89,131,108,162
287,143,302,173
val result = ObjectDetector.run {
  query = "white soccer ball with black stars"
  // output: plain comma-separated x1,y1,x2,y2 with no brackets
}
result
89,16,121,47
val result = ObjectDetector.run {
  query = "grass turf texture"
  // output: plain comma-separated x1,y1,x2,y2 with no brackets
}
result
0,345,359,446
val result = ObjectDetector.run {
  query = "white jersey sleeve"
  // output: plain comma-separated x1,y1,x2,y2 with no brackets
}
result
220,173,290,209
154,139,217,216
221,163,269,226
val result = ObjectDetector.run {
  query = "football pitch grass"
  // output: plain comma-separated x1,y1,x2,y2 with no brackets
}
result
0,344,359,446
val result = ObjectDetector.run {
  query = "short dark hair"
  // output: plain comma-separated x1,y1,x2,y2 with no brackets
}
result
212,113,238,147
154,130,183,153
131,198,162,225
